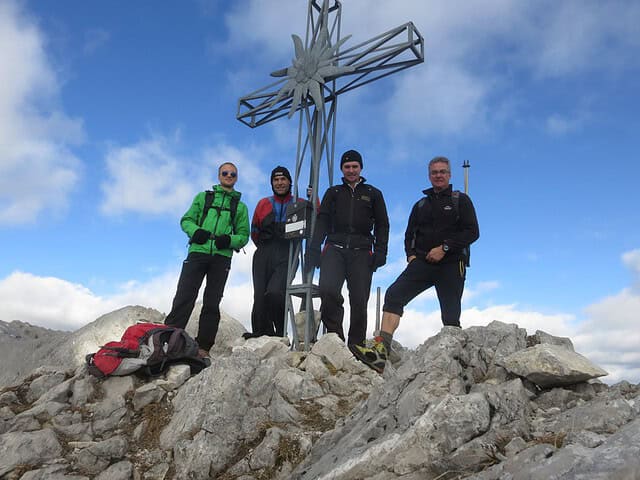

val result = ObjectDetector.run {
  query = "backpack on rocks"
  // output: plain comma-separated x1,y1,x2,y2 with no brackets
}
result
86,322,209,378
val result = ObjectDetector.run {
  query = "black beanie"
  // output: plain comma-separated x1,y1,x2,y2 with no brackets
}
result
271,166,292,196
340,149,362,168
271,165,292,183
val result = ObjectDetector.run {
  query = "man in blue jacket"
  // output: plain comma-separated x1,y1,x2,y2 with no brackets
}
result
244,166,304,338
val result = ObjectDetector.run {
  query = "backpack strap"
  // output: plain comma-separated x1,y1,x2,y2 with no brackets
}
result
199,190,215,227
198,190,240,235
451,190,460,221
229,194,239,234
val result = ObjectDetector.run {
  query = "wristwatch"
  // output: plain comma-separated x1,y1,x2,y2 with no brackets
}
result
442,242,450,252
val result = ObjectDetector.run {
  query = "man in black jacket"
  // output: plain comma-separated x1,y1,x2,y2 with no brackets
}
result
306,150,389,347
351,156,479,373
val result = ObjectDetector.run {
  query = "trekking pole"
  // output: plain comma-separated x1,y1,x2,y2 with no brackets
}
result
463,160,470,195
375,286,381,334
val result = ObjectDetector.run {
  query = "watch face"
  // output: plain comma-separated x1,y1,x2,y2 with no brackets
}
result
443,244,449,251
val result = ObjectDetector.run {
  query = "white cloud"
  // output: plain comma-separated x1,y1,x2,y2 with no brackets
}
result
622,249,640,278
224,0,640,142
0,0,84,225
0,271,111,331
527,2,640,78
574,286,640,384
101,135,268,218
0,251,257,333
101,134,197,217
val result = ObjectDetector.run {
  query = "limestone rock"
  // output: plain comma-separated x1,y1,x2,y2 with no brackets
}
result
0,306,638,480
0,428,63,476
499,343,608,387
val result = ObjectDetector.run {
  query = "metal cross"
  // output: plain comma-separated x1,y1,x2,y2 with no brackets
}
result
237,0,424,349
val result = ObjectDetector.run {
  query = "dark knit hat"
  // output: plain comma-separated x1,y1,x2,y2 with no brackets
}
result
271,166,292,183
340,149,362,168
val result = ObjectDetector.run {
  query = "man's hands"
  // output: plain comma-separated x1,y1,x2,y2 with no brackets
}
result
426,245,446,263
305,248,322,270
190,229,211,245
370,252,387,271
214,234,231,249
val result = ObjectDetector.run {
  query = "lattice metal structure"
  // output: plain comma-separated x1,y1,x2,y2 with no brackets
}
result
237,0,424,349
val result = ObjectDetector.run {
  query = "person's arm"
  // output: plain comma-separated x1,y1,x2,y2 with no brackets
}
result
230,202,251,250
180,192,207,239
445,194,479,252
403,201,420,261
371,189,390,269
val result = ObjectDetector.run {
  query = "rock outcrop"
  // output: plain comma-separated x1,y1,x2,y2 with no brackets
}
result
1,308,638,480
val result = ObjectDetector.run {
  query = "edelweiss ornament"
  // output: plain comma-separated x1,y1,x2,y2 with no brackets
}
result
269,26,354,117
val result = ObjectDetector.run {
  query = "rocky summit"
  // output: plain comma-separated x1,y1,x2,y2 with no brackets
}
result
1,306,639,480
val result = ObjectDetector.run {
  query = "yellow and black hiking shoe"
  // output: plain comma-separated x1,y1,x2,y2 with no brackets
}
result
349,340,387,374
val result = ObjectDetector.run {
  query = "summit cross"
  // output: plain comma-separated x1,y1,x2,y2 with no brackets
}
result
237,0,424,348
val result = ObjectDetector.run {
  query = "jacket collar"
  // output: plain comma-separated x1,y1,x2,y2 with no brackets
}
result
213,184,242,199
341,176,367,188
423,184,452,197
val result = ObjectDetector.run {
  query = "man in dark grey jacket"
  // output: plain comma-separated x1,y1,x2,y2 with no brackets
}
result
352,156,479,373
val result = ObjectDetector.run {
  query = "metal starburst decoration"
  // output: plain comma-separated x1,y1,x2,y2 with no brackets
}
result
269,25,354,118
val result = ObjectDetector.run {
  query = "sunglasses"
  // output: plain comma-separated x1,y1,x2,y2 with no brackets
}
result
221,171,237,178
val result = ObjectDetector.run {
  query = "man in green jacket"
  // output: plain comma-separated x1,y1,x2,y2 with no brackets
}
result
165,162,250,358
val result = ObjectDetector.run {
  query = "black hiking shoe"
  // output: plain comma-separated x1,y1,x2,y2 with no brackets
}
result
349,340,387,374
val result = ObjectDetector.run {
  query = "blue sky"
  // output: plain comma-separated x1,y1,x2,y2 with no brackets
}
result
1,0,639,383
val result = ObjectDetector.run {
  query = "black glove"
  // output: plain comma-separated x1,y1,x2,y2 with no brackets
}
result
190,228,211,245
214,234,231,249
305,248,322,270
371,252,387,271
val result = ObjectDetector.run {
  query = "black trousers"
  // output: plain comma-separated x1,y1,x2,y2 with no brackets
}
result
165,252,231,350
383,258,466,327
319,245,373,346
250,242,289,336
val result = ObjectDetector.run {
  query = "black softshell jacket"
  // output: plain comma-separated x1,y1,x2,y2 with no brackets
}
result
312,178,389,255
405,185,479,263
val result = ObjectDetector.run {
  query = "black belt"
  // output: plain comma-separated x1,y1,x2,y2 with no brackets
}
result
330,243,370,251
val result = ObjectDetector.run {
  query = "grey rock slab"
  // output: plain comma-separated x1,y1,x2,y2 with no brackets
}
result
0,428,63,476
17,400,68,423
4,413,41,433
70,376,98,408
33,377,74,406
530,330,574,351
274,368,324,403
71,436,128,475
27,371,68,403
160,364,191,390
545,396,636,435
520,417,640,479
499,344,608,387
142,462,170,479
160,352,278,478
94,460,133,480
19,465,90,480
132,383,166,411
0,390,19,406
310,333,366,373
0,405,14,420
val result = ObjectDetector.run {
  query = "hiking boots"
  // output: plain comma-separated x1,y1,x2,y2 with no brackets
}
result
350,339,387,374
